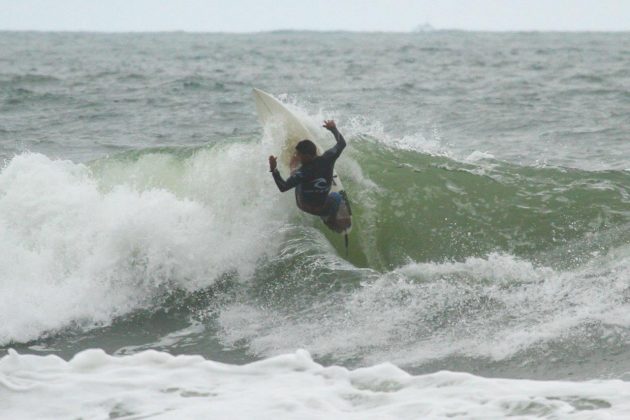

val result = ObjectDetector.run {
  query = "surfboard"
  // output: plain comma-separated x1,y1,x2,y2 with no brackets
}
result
252,88,352,235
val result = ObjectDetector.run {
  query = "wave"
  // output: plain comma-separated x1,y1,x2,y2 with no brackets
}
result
345,137,630,269
1,129,630,374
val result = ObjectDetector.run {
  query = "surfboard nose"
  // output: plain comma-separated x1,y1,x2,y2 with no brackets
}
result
252,87,269,97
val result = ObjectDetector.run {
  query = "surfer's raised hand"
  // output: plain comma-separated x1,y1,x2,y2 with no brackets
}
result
268,155,277,172
323,120,337,131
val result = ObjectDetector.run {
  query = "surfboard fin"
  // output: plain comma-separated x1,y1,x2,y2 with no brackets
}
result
340,190,352,216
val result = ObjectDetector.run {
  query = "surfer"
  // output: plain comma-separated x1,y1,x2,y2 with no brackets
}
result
268,120,346,225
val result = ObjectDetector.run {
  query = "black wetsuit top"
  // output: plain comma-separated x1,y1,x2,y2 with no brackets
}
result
272,128,346,215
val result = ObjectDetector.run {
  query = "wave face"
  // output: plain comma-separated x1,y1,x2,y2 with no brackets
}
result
343,138,630,268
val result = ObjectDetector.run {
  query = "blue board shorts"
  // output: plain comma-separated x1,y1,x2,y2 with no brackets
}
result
320,192,343,221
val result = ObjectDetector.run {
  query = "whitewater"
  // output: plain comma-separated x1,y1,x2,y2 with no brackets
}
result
1,31,630,418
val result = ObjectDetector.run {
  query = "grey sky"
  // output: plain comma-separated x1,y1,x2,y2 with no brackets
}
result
1,0,629,32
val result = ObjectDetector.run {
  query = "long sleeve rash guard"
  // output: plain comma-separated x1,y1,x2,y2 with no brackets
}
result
272,128,346,213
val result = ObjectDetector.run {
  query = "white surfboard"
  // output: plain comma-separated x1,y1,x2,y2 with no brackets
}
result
253,88,352,235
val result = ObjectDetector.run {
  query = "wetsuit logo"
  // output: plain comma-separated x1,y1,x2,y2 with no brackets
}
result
312,178,329,191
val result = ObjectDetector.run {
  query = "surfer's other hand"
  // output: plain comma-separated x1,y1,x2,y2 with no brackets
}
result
268,155,277,172
323,120,336,131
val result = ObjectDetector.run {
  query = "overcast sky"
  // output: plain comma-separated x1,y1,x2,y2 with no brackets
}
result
1,0,629,32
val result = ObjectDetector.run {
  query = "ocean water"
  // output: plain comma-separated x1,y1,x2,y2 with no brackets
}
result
1,30,630,418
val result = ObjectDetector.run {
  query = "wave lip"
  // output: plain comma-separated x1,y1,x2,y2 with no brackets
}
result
1,348,628,419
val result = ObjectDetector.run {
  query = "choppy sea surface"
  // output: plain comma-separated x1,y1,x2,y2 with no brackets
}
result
1,31,630,418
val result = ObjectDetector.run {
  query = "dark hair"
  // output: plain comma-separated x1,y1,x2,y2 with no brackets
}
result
296,139,317,156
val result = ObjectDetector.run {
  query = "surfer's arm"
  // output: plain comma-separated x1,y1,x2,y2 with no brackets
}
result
322,120,346,160
272,169,303,192
322,128,346,160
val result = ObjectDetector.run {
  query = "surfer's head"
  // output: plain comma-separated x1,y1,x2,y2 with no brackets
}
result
296,139,317,162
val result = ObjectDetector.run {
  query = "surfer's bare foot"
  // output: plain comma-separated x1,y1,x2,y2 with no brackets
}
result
323,120,336,131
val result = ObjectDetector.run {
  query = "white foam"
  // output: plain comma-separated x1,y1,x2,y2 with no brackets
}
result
342,115,452,157
218,251,630,368
114,322,206,355
465,150,495,162
271,93,452,159
0,149,288,345
1,348,629,419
